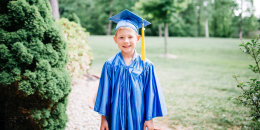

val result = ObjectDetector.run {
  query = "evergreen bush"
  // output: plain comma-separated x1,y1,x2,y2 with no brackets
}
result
0,0,71,129
58,18,92,83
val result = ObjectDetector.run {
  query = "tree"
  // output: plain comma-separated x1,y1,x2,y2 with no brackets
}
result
196,0,212,38
0,0,71,129
59,0,98,33
204,0,210,38
195,0,203,36
95,0,138,35
237,0,255,39
59,0,138,35
137,0,189,55
106,0,114,35
57,0,258,37
239,0,244,39
211,0,236,37
180,0,197,36
49,0,60,20
137,0,176,55
180,0,210,37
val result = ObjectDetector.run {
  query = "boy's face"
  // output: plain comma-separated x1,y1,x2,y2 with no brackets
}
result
113,27,141,56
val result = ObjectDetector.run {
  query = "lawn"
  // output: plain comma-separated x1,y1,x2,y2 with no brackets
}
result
88,36,255,129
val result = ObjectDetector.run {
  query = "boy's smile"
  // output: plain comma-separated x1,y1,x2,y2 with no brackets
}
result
113,27,141,56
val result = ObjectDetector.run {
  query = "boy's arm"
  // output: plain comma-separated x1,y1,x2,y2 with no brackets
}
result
144,119,163,130
144,64,167,120
100,115,109,130
143,119,154,130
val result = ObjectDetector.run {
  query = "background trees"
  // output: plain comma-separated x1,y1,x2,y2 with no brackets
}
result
136,0,179,55
59,0,138,35
210,0,236,37
58,0,259,38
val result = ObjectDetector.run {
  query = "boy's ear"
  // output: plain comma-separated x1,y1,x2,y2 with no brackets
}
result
137,35,141,41
113,36,117,43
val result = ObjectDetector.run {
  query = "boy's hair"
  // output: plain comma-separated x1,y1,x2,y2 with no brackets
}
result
114,27,139,37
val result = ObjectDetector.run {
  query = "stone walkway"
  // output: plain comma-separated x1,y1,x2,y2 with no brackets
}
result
65,74,172,130
65,75,100,130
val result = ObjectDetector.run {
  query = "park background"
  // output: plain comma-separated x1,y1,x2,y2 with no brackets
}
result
1,0,260,129
44,0,260,129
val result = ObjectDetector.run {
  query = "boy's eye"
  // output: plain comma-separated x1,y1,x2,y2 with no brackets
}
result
119,37,124,39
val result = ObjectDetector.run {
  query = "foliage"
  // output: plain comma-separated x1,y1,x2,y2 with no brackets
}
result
179,1,198,37
58,0,258,37
210,0,236,37
59,0,138,35
59,0,92,29
168,13,189,36
135,0,189,55
0,0,71,129
234,35,260,127
136,0,172,23
241,15,259,38
62,12,81,24
258,18,260,30
58,18,92,83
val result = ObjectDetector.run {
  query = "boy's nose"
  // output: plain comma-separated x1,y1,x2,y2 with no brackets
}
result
124,38,129,43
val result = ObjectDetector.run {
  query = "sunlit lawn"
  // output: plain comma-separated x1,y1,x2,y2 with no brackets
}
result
89,36,255,129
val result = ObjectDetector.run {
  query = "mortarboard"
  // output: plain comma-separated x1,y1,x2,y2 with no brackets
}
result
109,9,151,61
109,9,151,33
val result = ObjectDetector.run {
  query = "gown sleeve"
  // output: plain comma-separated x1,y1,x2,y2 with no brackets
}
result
94,62,112,116
144,63,167,121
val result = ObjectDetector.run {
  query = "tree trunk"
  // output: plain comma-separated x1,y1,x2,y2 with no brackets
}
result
205,0,209,38
197,5,201,37
106,11,113,35
213,1,217,37
205,18,209,38
49,0,60,20
239,0,243,39
164,22,168,55
158,24,162,37
106,0,113,35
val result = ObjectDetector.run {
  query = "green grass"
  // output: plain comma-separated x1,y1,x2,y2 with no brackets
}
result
89,36,255,129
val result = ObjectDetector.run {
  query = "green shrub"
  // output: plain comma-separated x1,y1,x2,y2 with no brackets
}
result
0,0,71,129
58,18,92,83
234,35,260,128
60,12,81,24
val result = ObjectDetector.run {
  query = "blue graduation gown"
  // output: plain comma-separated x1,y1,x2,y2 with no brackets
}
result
94,52,167,130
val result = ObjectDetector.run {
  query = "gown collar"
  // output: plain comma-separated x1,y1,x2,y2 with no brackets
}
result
119,50,138,66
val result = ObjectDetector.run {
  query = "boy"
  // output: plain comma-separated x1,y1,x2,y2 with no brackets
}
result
94,9,167,130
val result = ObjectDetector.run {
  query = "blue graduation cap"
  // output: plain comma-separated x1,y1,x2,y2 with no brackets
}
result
109,9,151,33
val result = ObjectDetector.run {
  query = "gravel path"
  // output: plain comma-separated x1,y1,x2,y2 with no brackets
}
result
65,75,100,130
65,75,172,130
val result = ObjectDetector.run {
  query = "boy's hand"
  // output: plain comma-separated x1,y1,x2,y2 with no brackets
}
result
100,115,109,130
143,119,154,130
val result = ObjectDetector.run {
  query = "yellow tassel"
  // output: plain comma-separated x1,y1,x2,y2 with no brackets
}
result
141,21,145,61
